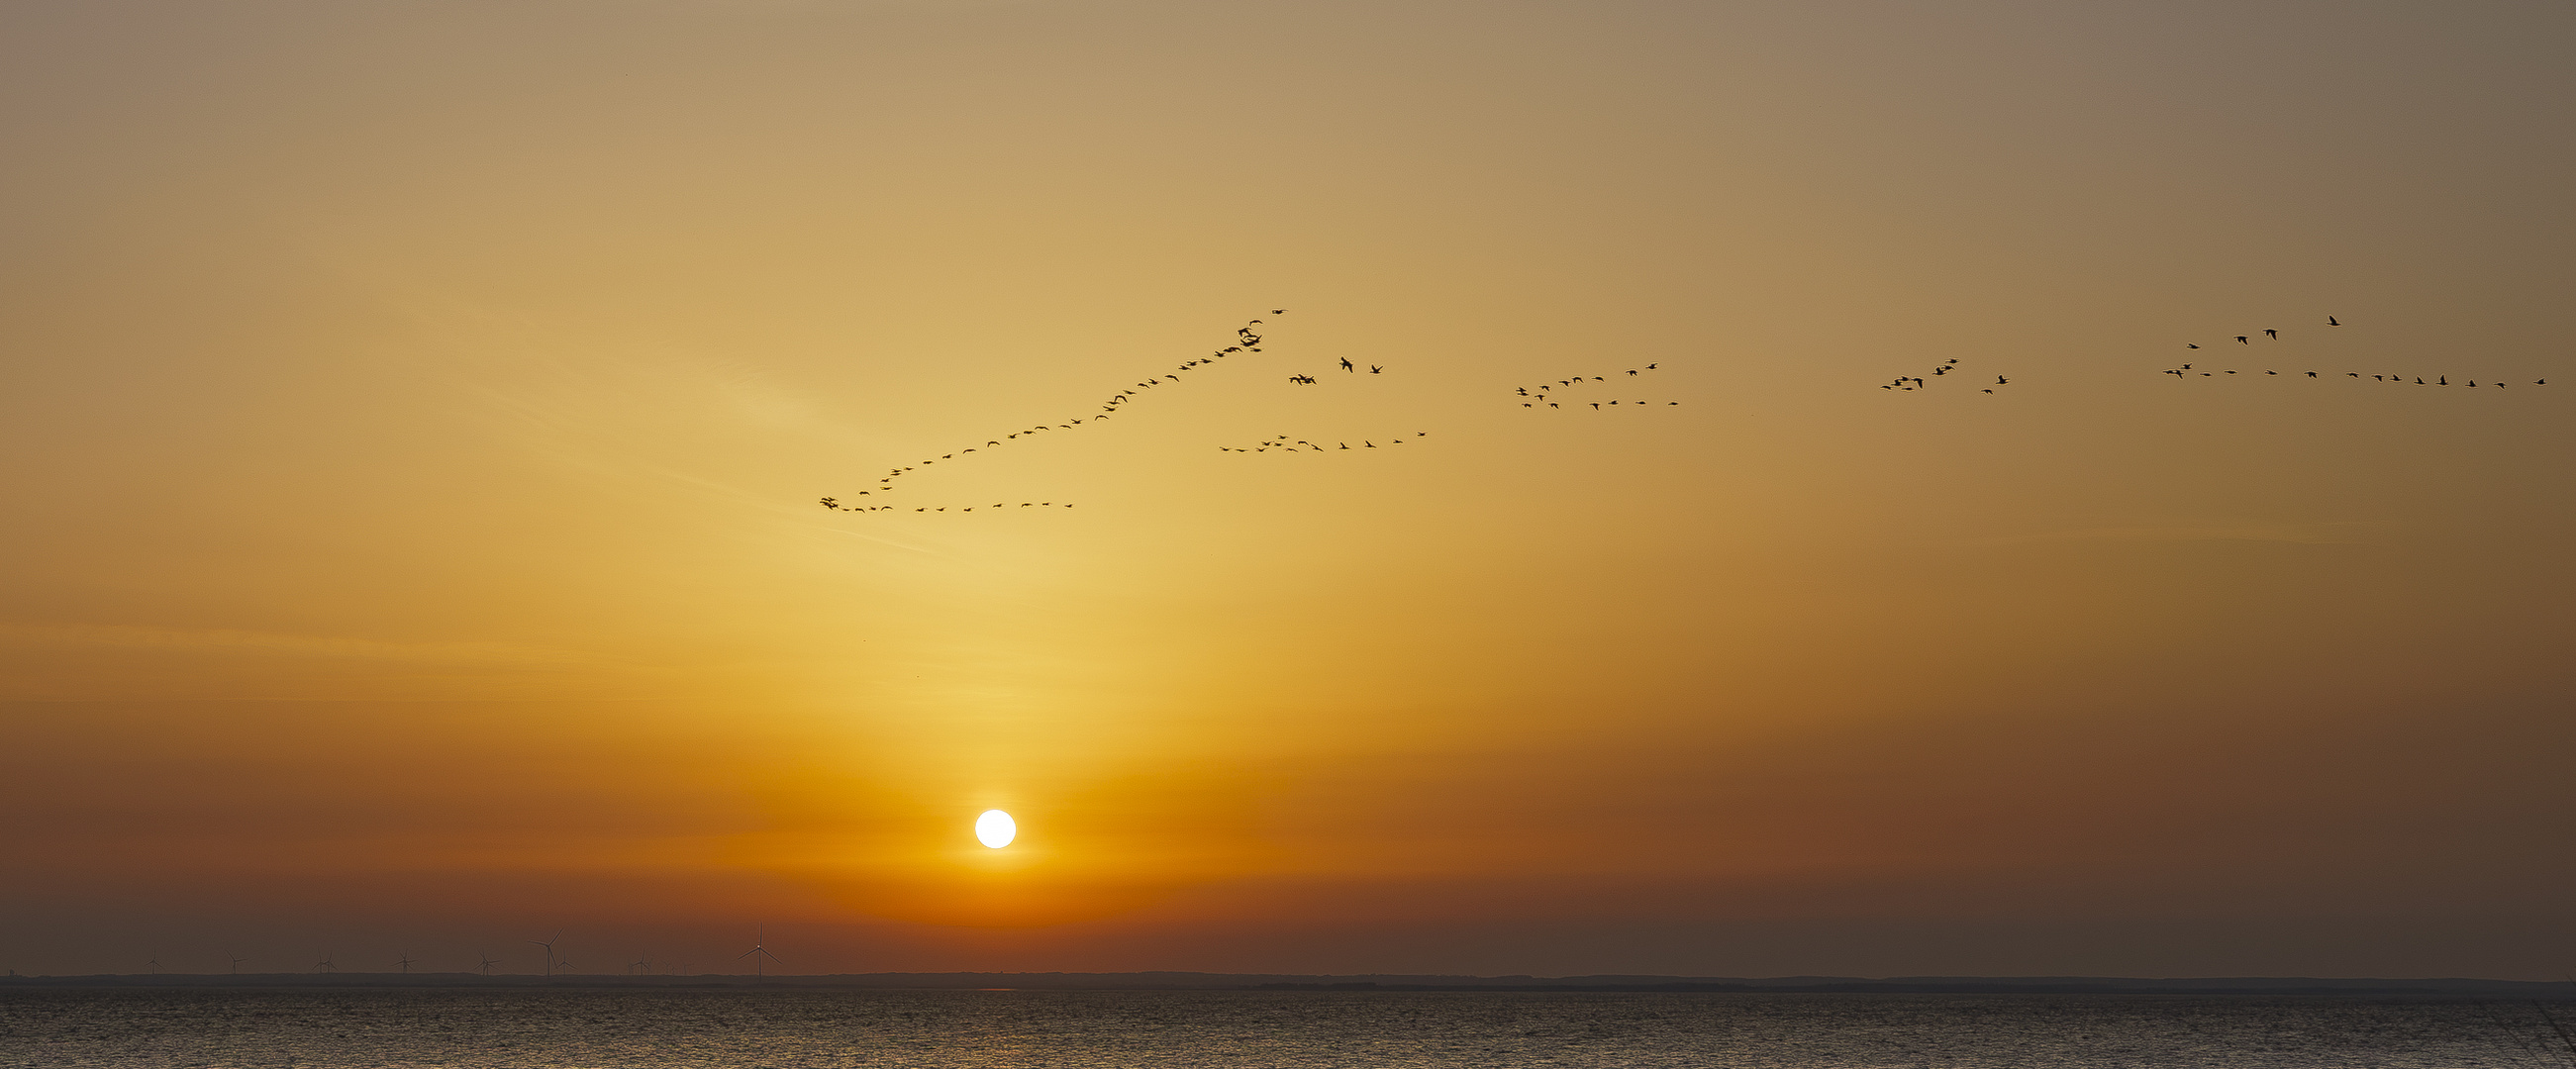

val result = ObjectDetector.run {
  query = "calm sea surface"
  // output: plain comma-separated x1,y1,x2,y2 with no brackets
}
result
3,989,2566,1068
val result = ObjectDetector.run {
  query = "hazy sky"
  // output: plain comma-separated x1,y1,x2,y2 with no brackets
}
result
5,0,2573,979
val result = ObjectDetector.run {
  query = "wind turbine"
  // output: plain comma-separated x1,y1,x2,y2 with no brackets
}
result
628,953,650,975
738,929,781,983
530,933,560,978
477,954,499,976
395,953,415,974
315,950,337,975
229,954,250,975
146,950,161,973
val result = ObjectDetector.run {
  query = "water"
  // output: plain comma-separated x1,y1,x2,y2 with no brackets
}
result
2,989,2565,1068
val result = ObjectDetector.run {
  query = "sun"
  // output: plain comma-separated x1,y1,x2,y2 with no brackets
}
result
974,809,1016,849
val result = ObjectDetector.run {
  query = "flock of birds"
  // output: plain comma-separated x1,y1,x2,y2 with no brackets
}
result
2162,318,2546,388
819,309,1595,506
1288,361,1387,385
1514,364,1686,409
1881,357,2011,394
1220,432,1431,453
816,310,1704,510
1869,316,2551,396
821,309,2552,516
820,311,1287,513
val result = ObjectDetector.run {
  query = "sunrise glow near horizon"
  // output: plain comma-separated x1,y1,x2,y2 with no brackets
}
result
2,1,2572,984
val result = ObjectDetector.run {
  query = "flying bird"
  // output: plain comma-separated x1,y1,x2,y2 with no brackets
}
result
2328,316,2340,326
2236,337,2249,344
2264,329,2277,340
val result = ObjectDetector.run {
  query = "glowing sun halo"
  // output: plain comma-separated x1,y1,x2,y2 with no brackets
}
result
975,810,1016,849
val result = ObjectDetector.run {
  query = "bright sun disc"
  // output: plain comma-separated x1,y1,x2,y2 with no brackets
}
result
974,810,1016,848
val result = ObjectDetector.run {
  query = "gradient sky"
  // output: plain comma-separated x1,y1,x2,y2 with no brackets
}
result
5,0,2573,979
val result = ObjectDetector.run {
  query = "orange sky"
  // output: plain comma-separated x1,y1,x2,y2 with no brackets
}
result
4,1,2573,979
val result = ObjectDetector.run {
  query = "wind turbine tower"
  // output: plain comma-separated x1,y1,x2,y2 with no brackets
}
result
738,929,781,983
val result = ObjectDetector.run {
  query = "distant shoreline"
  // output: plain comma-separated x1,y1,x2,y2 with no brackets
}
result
3,973,2566,997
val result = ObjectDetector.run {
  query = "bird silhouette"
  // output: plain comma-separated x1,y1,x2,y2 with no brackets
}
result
1341,358,1354,372
1370,365,1383,374
2235,337,2249,344
2328,316,2340,326
2264,329,2277,340
1995,376,2008,385
2188,343,2201,349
